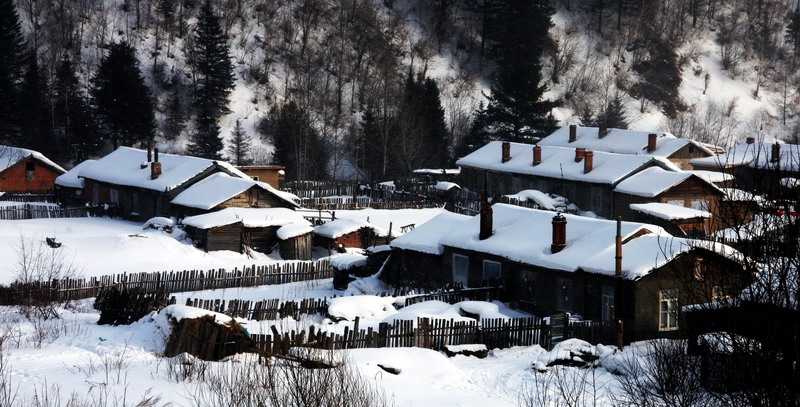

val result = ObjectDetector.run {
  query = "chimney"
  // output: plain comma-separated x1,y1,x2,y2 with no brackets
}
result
569,124,577,143
599,123,608,139
647,133,657,153
501,141,511,163
584,151,594,174
533,145,542,166
746,137,755,144
147,142,152,162
615,218,622,278
151,148,161,179
154,147,159,162
479,173,493,240
551,213,567,254
771,142,780,163
575,147,586,162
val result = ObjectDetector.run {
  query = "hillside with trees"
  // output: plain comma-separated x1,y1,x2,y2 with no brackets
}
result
1,0,799,180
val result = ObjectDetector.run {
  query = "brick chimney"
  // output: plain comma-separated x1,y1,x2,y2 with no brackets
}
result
569,124,577,143
746,137,755,144
615,218,622,278
599,123,608,139
584,151,594,174
575,147,586,162
647,133,657,153
533,145,542,166
551,213,567,254
771,142,781,163
501,141,511,163
151,147,162,180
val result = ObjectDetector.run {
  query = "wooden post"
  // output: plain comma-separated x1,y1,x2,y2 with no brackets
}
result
616,320,624,350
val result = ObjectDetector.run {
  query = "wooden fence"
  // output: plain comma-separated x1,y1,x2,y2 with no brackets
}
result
0,189,56,202
0,260,332,305
298,197,443,211
0,204,115,220
180,296,333,321
403,286,502,306
250,316,550,354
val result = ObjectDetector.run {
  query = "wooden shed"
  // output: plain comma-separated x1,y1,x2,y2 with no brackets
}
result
313,218,389,253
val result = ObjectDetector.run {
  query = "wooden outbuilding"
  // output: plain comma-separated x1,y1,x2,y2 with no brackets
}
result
313,218,390,253
236,165,286,189
0,145,65,195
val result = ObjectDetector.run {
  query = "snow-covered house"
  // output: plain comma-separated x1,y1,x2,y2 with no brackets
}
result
236,165,286,189
170,172,299,217
54,160,96,206
539,125,717,170
313,218,391,253
691,134,800,195
182,207,314,260
77,147,296,221
457,141,684,218
385,204,748,341
0,145,65,194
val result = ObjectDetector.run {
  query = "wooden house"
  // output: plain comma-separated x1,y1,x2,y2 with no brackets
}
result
385,203,749,341
0,145,65,194
55,160,96,206
170,172,299,217
182,207,313,260
313,218,390,253
457,140,681,218
538,124,717,170
236,165,285,189
77,147,295,221
691,134,800,196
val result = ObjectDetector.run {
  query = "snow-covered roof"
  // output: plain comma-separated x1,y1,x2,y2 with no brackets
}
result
691,133,800,172
55,160,96,188
399,203,730,279
412,168,461,175
276,223,314,240
181,207,310,229
630,203,711,220
435,181,460,191
170,172,298,209
390,212,472,255
314,218,389,239
456,141,677,185
0,145,66,173
687,170,734,184
78,146,250,193
721,188,765,203
538,125,714,157
330,253,367,270
613,167,720,198
504,189,561,210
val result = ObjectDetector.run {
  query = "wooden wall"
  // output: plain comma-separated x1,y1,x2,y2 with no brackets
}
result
667,143,713,170
0,157,63,192
279,232,313,260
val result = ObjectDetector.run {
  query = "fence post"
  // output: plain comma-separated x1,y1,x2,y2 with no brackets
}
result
616,320,624,350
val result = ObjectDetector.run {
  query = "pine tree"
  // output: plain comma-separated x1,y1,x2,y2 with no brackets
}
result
258,102,328,181
18,54,55,157
91,42,155,148
187,104,223,159
53,56,100,163
481,0,558,143
420,77,450,167
192,0,235,118
162,74,186,141
0,0,26,142
787,6,800,60
456,102,490,158
226,119,252,165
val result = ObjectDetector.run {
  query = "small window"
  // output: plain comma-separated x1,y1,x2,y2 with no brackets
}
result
252,176,259,181
601,286,615,321
109,188,119,205
556,277,573,312
452,254,469,288
659,289,679,331
693,258,706,280
25,161,34,181
131,192,140,213
591,187,603,212
483,260,501,284
690,199,709,211
667,199,685,207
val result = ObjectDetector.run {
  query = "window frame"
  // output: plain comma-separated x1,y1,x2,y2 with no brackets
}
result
659,288,679,331
452,254,469,288
482,260,501,284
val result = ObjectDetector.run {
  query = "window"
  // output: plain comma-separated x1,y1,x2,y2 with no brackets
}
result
601,286,615,321
25,161,34,181
667,199,685,207
712,286,729,302
452,254,469,288
556,277,573,312
659,289,679,331
693,258,706,280
131,192,140,214
483,260,501,284
91,184,99,203
252,176,260,181
591,187,603,213
690,199,709,211
109,188,119,205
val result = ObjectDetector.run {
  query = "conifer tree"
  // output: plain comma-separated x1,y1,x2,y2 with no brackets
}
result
191,0,235,118
18,54,55,156
258,102,328,181
226,119,252,165
0,0,27,142
91,42,155,148
53,56,100,163
162,74,186,141
187,104,223,159
481,0,558,143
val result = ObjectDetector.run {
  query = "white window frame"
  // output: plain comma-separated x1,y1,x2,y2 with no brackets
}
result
659,289,679,331
482,260,501,283
452,254,469,288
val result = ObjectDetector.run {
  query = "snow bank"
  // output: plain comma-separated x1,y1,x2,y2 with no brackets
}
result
314,218,388,238
327,295,396,320
330,253,367,270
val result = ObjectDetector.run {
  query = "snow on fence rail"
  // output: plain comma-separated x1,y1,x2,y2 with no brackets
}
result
250,316,551,354
0,189,57,202
0,204,113,220
0,260,332,305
